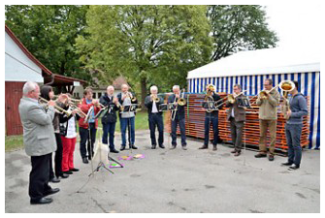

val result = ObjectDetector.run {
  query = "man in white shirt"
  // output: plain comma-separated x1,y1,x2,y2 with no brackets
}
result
144,85,165,149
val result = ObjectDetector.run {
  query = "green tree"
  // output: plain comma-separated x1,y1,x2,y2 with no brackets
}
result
207,5,278,61
5,5,89,80
76,5,213,109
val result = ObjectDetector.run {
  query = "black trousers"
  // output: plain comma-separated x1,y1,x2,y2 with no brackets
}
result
149,113,164,146
49,133,63,178
29,153,52,201
79,123,97,159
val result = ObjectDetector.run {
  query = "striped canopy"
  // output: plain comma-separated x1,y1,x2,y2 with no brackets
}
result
187,49,320,149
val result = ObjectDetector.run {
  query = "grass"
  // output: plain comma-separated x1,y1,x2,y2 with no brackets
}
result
5,135,24,152
5,110,150,152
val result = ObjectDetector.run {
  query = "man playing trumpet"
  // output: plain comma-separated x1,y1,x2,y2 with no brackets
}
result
145,85,165,149
99,85,120,153
117,84,138,151
255,78,280,161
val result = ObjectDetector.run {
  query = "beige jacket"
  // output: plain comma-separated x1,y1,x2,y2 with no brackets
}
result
256,89,280,120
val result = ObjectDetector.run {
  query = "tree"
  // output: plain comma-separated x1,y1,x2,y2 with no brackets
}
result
5,5,89,80
207,5,278,61
76,5,213,109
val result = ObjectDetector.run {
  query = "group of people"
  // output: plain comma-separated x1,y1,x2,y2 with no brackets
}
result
18,78,307,205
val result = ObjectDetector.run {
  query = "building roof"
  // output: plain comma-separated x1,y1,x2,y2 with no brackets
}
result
5,24,86,85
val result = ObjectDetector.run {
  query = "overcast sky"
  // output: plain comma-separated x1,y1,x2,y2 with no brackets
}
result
264,3,321,52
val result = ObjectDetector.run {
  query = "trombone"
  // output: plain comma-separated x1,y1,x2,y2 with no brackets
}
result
171,89,186,120
214,90,248,108
177,89,186,106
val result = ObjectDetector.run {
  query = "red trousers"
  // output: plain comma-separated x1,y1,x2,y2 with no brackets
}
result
61,136,76,172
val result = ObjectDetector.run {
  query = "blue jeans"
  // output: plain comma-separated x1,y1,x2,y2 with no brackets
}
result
171,118,187,147
102,122,116,150
204,115,219,146
120,117,135,147
285,123,303,166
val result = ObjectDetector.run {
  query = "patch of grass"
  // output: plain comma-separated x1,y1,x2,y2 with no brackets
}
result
5,135,24,152
5,110,150,152
98,109,149,132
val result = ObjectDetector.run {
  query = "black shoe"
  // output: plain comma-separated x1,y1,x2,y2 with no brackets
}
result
110,149,119,153
199,145,208,149
30,197,53,205
255,153,267,158
120,146,126,151
170,145,176,150
43,188,60,197
59,173,69,179
268,155,275,161
231,149,237,153
82,158,89,164
131,145,138,149
234,151,241,156
70,168,79,172
159,145,165,149
212,145,217,151
281,162,293,166
151,145,156,149
289,165,300,170
182,146,187,150
50,177,60,183
63,171,73,175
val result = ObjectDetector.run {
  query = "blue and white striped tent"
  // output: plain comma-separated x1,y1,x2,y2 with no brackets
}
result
187,48,320,149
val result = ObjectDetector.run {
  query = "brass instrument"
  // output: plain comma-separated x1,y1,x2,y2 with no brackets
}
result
177,89,186,106
39,96,71,116
151,94,160,103
258,85,279,100
214,90,248,108
279,80,295,119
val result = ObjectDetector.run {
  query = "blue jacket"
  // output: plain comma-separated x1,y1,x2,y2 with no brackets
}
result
287,93,308,124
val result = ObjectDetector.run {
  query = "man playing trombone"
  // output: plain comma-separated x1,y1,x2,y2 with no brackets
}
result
99,85,120,153
200,84,222,151
226,84,246,156
144,85,165,149
255,78,280,161
168,85,187,150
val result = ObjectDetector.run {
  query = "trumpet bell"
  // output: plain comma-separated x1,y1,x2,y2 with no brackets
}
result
228,94,235,104
279,80,295,92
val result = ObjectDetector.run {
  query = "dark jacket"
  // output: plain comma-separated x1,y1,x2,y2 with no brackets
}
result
99,93,119,124
168,93,187,120
144,95,164,115
58,102,76,136
226,95,247,122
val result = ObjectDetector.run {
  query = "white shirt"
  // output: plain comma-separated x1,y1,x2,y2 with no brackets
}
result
152,100,158,113
231,107,235,118
66,116,77,139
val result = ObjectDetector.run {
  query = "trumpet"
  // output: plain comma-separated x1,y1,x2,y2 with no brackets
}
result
151,94,160,103
68,102,87,118
39,96,71,116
